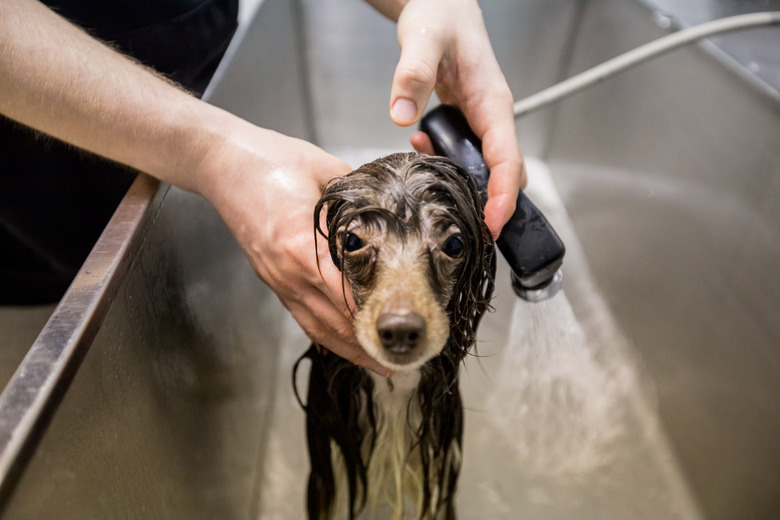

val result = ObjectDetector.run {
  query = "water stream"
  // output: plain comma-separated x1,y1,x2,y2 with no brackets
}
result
456,159,703,519
484,294,631,476
457,292,689,519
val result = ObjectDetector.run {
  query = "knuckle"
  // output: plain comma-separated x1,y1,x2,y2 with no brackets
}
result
277,233,317,272
304,327,325,345
333,322,355,342
396,58,438,90
279,233,307,257
495,86,514,107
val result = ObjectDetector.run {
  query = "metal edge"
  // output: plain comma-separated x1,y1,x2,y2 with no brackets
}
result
201,0,266,103
0,174,167,511
635,0,780,105
290,0,319,145
0,0,257,504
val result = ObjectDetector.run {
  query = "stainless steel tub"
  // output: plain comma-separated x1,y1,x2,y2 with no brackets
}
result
1,0,778,518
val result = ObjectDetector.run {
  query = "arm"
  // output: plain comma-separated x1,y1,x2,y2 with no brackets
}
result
0,0,391,376
365,0,526,237
0,0,216,191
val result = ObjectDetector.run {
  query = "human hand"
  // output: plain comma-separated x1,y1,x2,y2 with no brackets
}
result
195,120,392,377
376,0,526,238
0,0,388,373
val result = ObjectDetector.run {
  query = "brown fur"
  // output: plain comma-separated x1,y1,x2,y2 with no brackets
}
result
298,152,496,519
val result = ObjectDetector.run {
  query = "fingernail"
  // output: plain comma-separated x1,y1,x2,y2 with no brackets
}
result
391,98,418,125
371,366,394,378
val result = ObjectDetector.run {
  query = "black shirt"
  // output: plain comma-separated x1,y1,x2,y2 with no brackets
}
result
0,0,239,304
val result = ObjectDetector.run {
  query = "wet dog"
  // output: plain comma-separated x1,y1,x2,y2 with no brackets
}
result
295,152,495,519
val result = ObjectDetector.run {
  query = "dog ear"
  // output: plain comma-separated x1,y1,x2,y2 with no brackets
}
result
449,197,496,357
450,240,496,355
294,345,376,519
313,185,344,271
313,155,410,272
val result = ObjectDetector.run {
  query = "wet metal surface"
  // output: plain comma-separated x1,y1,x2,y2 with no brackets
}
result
0,175,165,508
641,0,780,97
547,1,780,517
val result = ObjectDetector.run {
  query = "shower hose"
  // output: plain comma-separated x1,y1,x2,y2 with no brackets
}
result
513,11,780,118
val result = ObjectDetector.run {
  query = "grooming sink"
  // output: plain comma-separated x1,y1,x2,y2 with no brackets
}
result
1,0,778,518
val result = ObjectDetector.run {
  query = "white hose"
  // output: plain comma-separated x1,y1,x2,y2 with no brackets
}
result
514,11,780,118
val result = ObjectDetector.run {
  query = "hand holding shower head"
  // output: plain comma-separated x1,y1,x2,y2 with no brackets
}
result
418,14,780,301
420,105,565,302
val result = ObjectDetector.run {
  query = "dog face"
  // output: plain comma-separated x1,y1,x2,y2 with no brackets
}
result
315,152,495,371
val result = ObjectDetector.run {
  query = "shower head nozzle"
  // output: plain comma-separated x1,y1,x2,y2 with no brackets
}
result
512,269,563,302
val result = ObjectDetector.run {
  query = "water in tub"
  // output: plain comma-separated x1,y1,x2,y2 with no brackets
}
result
251,153,704,519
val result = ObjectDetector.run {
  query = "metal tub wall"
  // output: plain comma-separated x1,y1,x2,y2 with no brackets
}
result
545,1,780,519
2,186,285,518
301,0,583,157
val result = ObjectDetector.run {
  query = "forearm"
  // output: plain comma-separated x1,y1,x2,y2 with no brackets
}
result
0,0,236,193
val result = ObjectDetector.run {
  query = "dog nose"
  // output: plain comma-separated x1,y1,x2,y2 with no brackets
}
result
376,312,426,353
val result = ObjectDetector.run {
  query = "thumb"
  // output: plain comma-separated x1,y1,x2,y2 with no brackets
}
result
389,27,445,127
312,153,353,189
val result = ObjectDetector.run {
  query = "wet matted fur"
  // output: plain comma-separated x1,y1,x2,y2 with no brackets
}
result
294,152,496,520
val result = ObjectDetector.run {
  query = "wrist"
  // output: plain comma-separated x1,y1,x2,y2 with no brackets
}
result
186,112,287,217
165,102,236,194
182,109,248,201
149,96,264,204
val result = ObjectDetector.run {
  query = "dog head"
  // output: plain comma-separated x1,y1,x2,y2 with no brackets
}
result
315,152,495,371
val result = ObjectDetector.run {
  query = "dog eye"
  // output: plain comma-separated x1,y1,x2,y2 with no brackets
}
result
443,235,464,258
343,232,365,252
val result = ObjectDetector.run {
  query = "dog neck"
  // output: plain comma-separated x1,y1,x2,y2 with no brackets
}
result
370,370,421,408
299,345,462,520
351,369,422,520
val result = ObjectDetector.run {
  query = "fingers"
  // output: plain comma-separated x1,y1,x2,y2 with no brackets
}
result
451,56,524,236
311,152,353,188
389,0,525,237
390,16,447,126
314,240,357,316
412,93,526,237
409,130,435,156
287,297,391,377
478,117,526,237
483,160,525,238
